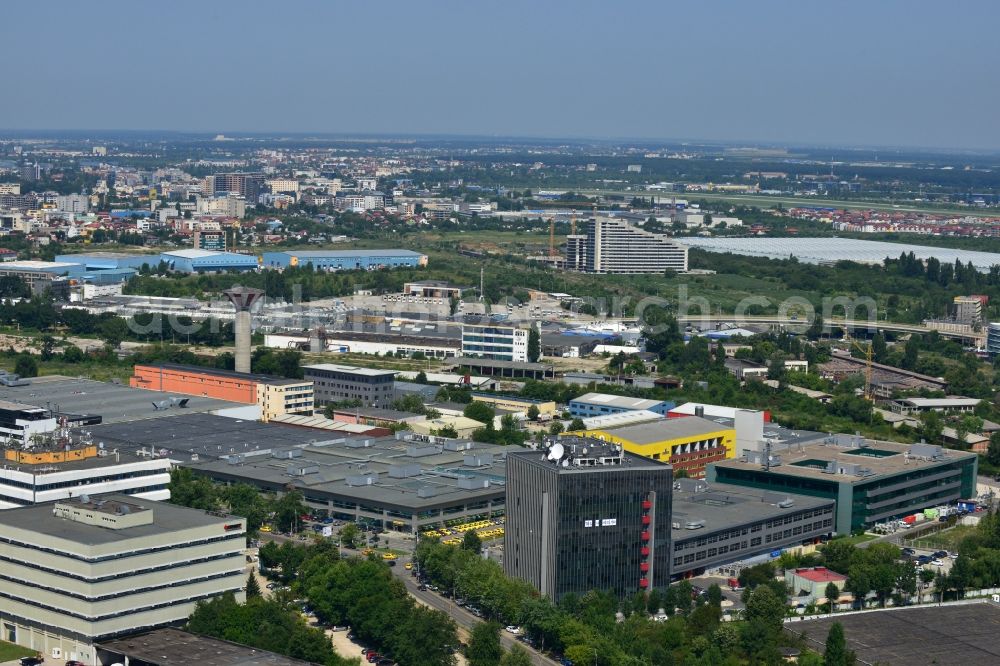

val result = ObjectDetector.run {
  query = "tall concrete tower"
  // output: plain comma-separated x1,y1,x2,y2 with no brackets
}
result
223,286,264,374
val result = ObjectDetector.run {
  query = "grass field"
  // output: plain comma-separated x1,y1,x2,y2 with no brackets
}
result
908,524,977,552
831,533,879,547
0,640,36,662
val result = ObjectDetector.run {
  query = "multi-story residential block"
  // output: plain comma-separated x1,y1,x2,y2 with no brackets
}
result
0,495,245,663
504,437,673,599
565,218,688,274
208,173,265,201
266,178,299,194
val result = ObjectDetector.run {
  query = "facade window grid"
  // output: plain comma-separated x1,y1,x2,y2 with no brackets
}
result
0,550,241,583
0,582,244,623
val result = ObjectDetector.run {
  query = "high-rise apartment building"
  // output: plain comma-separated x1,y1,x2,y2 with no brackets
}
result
565,218,688,274
208,173,265,201
504,437,672,599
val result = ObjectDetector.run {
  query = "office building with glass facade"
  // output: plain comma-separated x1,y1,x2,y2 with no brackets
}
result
708,439,977,534
504,437,672,599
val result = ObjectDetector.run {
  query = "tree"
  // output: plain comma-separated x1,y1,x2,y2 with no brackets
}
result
467,622,503,666
246,572,261,599
99,316,129,350
871,332,887,363
339,522,360,548
823,622,855,666
464,401,495,424
435,424,459,438
39,334,56,360
14,354,37,378
62,344,85,363
548,422,564,436
527,327,540,363
706,583,723,609
462,530,483,553
902,335,920,370
825,581,840,614
271,490,307,533
569,418,586,432
744,585,786,634
920,410,944,445
500,644,532,666
526,404,540,421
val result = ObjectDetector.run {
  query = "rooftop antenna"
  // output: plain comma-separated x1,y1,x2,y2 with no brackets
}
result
763,439,772,472
479,265,484,302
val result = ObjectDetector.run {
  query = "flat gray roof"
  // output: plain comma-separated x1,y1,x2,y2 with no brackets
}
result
508,439,670,475
571,392,667,410
0,376,243,424
590,415,731,444
785,603,1000,666
89,413,510,514
715,437,977,484
671,482,833,540
97,628,315,666
0,494,237,546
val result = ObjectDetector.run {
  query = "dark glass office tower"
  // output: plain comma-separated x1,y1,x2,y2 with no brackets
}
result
504,437,672,599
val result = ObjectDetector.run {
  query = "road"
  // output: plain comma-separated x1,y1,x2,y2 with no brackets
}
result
261,530,555,665
389,555,560,666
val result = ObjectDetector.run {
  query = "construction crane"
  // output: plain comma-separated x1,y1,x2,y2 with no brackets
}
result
843,327,874,401
548,217,556,257
570,209,577,236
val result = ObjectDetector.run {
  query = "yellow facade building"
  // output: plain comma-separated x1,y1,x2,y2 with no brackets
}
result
573,415,735,479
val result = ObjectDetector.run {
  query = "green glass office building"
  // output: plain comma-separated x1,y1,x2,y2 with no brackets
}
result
708,440,977,534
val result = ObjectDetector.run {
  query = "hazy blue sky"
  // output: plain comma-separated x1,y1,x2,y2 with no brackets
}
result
4,1,999,149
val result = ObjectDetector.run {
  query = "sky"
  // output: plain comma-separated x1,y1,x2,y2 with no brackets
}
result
3,0,999,150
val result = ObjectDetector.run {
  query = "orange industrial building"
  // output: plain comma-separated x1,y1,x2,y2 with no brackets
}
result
130,364,314,422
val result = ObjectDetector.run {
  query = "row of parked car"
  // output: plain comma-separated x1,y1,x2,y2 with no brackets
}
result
902,547,955,567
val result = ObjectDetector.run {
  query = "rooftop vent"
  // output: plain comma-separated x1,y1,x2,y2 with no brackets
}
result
388,464,422,479
346,472,378,486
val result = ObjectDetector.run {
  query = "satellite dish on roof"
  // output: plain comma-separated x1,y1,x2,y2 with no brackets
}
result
547,443,564,461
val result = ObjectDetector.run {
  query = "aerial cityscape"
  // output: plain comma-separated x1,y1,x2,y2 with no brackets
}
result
2,3,1000,666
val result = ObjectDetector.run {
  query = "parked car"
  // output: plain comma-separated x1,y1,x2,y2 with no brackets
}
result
505,625,522,635
930,559,945,567
20,658,44,666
